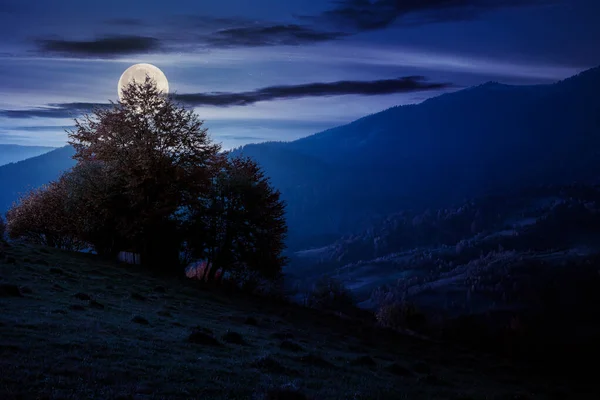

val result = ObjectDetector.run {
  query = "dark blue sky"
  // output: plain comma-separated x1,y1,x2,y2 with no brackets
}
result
0,0,598,148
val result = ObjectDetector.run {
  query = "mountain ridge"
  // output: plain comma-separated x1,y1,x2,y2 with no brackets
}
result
1,65,599,251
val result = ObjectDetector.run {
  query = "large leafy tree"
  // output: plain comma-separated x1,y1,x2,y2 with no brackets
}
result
7,76,288,282
68,76,220,272
6,181,84,251
187,154,288,283
57,160,129,257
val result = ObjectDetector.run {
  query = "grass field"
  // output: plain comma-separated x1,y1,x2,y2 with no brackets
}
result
0,241,594,399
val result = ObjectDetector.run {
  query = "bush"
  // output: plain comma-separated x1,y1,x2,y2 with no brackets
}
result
0,215,5,240
375,300,426,331
306,277,356,313
6,182,85,251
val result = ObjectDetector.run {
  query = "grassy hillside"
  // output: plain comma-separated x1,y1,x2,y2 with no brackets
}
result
0,242,594,399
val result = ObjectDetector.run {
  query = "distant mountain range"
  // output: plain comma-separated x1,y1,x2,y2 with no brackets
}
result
1,66,599,251
0,146,76,211
0,144,56,167
232,66,600,249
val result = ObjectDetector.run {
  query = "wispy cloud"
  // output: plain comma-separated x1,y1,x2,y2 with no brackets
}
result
202,24,348,48
23,0,559,59
0,75,451,118
173,76,451,106
35,35,163,58
301,0,557,31
0,103,111,119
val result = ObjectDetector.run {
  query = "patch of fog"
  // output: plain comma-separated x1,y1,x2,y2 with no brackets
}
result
294,246,333,259
567,246,595,256
482,229,517,240
406,273,468,297
509,217,537,228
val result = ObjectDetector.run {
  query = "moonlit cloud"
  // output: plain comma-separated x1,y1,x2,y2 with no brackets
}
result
0,0,598,147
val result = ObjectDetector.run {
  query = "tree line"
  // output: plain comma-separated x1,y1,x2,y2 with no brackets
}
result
5,77,288,284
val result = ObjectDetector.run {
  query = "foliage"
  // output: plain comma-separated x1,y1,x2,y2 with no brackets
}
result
0,214,5,240
7,76,288,281
6,181,85,251
185,153,288,281
306,276,355,313
375,300,426,331
67,76,221,271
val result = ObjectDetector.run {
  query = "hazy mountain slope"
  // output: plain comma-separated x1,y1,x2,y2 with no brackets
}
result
0,67,598,248
235,66,600,248
0,145,76,213
0,144,56,166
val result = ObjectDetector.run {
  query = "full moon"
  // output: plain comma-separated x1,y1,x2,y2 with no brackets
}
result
117,63,169,101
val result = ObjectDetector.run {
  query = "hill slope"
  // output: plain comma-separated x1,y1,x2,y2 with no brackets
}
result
0,67,598,247
0,145,57,167
0,242,593,399
234,66,600,248
0,145,76,213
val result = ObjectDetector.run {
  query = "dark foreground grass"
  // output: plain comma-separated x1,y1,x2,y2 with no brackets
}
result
0,242,594,399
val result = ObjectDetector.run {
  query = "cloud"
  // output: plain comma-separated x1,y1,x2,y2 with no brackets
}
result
35,35,162,57
0,103,111,119
15,1,559,59
0,76,451,118
32,16,346,57
173,76,451,106
300,0,556,31
105,18,148,27
202,24,348,47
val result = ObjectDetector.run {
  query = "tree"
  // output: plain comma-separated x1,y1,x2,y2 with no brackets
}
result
57,160,129,257
186,154,288,283
8,76,288,283
68,76,220,273
6,181,84,251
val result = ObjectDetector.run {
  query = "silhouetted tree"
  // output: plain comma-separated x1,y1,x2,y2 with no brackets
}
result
57,160,129,257
8,77,288,282
6,181,84,250
68,76,220,273
0,215,5,240
186,154,288,283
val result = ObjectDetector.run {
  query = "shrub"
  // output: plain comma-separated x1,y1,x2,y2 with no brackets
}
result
0,215,5,240
375,300,426,331
306,277,356,313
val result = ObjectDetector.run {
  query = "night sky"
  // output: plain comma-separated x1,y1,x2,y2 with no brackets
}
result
0,0,598,149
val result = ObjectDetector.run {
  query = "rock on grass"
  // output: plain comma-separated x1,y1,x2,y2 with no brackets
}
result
19,286,33,294
270,331,294,340
264,386,308,400
73,292,91,301
188,329,221,346
385,363,413,377
222,331,247,345
413,361,431,374
279,340,303,352
131,316,149,325
89,300,105,310
250,356,286,373
157,310,172,317
350,355,377,367
153,286,166,293
0,284,22,297
295,354,335,369
130,292,146,301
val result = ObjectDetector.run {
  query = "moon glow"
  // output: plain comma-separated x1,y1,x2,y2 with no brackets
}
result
117,63,169,101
